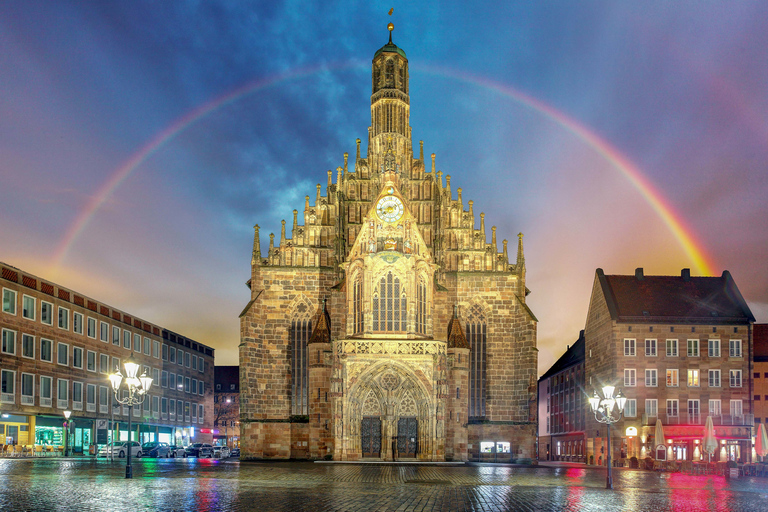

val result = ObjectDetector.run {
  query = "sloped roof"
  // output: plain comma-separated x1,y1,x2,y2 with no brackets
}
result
308,299,332,344
447,305,469,349
214,366,239,392
539,331,585,382
597,268,755,324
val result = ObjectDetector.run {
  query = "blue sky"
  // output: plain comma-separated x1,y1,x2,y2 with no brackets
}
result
1,1,767,372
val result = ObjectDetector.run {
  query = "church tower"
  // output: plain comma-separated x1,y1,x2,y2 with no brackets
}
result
239,19,538,463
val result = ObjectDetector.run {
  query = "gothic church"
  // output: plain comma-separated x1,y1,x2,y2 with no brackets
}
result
239,24,538,462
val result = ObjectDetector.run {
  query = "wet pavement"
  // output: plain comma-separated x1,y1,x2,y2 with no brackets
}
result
1,458,767,511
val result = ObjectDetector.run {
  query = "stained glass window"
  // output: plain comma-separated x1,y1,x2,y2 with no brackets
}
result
373,272,406,333
467,305,487,418
290,303,312,416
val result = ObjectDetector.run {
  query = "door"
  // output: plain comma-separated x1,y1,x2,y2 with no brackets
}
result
397,417,418,458
361,417,381,458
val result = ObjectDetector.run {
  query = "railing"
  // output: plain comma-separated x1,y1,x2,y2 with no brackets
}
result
21,395,34,406
99,404,107,413
642,413,754,426
87,403,96,412
41,397,52,408
1,393,15,404
57,399,68,409
73,401,83,411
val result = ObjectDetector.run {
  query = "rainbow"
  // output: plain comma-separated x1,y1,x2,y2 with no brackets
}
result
52,61,716,275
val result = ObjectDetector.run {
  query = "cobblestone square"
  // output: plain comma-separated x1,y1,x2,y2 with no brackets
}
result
1,459,768,511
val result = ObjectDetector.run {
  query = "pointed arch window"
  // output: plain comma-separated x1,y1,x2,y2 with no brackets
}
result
373,272,406,333
290,311,312,415
466,305,487,418
353,275,364,334
385,59,394,86
416,277,427,335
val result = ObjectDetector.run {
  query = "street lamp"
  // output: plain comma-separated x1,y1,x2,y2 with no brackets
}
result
589,385,627,489
108,354,153,479
63,410,71,457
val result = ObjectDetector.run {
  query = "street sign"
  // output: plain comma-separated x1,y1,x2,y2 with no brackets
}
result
96,420,108,444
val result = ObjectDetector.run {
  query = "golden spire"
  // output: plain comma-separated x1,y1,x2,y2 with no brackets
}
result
388,8,394,43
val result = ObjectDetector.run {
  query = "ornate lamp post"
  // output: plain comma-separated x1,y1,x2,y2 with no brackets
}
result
108,354,152,479
589,385,626,490
63,410,71,457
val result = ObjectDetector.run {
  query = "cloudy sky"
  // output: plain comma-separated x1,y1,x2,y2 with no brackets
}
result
2,1,766,373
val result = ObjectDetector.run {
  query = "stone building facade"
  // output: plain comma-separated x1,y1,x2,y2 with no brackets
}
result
584,268,754,465
239,26,538,462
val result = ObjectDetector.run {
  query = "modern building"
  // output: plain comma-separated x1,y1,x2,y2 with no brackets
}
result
0,262,215,453
537,331,586,462
239,23,538,462
753,324,768,430
213,365,240,448
584,268,755,465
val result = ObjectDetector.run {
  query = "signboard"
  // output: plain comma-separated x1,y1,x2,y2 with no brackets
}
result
96,419,108,444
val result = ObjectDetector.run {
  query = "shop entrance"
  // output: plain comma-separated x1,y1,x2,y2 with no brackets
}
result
361,417,381,458
397,417,418,458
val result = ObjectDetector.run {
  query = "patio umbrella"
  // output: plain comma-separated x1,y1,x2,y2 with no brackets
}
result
655,418,666,458
703,416,718,462
756,423,768,461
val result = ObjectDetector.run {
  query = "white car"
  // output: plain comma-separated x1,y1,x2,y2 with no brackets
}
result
97,441,142,459
212,446,230,459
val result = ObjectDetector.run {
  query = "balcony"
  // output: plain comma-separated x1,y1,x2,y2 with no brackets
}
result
642,413,754,426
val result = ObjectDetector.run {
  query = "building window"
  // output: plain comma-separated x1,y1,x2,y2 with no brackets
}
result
688,400,700,424
729,370,742,388
21,373,34,405
162,344,168,361
466,304,487,418
86,350,96,372
416,277,427,335
41,301,53,325
40,376,52,407
353,275,363,334
625,399,637,418
1,370,15,403
191,355,197,370
87,317,96,338
687,369,699,387
169,347,176,363
708,369,720,387
122,330,130,349
731,400,743,418
667,399,679,417
22,295,35,320
645,369,657,387
143,337,151,355
624,339,636,356
709,399,721,416
40,338,53,362
666,339,678,357
708,339,720,357
177,349,184,366
100,354,109,374
1,329,16,355
729,340,742,358
73,347,83,369
133,333,140,352
73,381,83,408
645,399,658,418
153,341,160,359
184,352,190,367
624,369,636,387
372,272,406,332
161,371,168,388
57,342,69,366
73,312,83,335
291,316,311,416
22,334,34,359
57,378,69,409
687,339,699,357
645,339,657,357
170,373,176,390
58,307,69,330
2,289,17,315
666,369,679,387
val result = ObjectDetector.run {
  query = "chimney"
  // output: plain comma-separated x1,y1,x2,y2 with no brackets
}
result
681,268,691,281
635,268,644,280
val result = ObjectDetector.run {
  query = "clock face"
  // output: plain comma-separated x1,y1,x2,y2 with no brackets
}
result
375,195,404,223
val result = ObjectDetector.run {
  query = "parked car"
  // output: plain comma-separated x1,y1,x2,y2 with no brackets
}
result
97,441,142,459
212,446,230,459
229,447,240,458
169,445,187,458
184,443,213,458
142,442,170,458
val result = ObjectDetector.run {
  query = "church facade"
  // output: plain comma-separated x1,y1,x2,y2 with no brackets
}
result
239,26,538,462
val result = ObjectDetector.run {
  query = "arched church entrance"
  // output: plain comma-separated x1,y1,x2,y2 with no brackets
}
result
348,361,433,460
